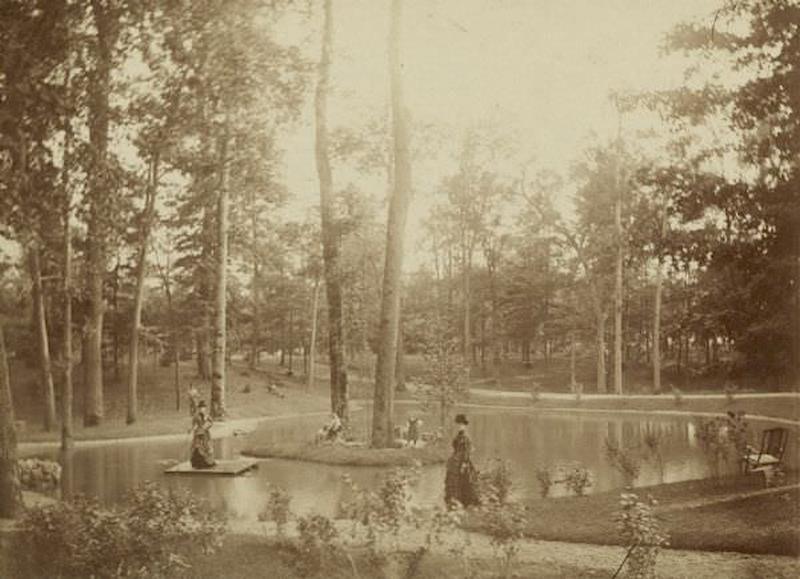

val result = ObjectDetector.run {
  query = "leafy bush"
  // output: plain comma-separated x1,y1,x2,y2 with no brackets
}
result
605,438,641,487
564,466,592,497
479,500,527,578
294,514,341,575
258,483,292,536
535,467,552,498
529,381,542,404
695,414,748,480
17,458,61,492
616,492,669,579
671,386,683,406
478,458,513,505
16,482,225,578
724,383,738,405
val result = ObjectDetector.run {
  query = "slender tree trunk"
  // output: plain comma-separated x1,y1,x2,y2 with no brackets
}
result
250,200,260,369
307,279,321,391
211,134,229,420
570,331,577,387
61,119,73,450
596,309,607,393
613,174,624,395
315,0,348,419
0,327,19,518
126,158,158,424
30,247,57,431
653,257,663,393
372,0,412,448
395,317,405,391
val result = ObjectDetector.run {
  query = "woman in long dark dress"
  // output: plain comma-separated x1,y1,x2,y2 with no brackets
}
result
190,401,216,469
445,413,479,508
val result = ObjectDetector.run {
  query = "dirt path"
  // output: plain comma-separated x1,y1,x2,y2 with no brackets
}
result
228,519,799,579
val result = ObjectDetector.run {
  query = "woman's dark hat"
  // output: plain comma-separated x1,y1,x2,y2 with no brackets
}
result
454,413,469,425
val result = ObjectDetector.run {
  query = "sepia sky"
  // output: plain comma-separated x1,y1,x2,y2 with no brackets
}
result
280,0,723,217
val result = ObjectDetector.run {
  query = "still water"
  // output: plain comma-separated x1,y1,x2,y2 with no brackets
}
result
22,407,797,520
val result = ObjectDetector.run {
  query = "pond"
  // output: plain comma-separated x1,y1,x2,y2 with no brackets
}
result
22,407,797,520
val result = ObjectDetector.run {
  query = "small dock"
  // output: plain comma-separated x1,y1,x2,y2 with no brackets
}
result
165,458,259,476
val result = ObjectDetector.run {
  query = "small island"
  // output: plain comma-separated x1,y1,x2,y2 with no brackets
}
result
242,442,450,467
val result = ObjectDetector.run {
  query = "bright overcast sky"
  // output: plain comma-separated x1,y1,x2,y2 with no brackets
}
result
277,0,724,267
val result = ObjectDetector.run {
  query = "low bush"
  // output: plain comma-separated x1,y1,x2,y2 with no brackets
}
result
564,466,592,497
616,492,668,579
15,482,225,578
17,457,61,492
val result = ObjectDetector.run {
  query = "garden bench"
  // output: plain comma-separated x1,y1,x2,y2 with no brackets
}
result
742,427,789,482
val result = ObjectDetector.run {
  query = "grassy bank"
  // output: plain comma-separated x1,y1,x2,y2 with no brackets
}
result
13,361,330,445
242,441,449,466
467,473,800,556
469,391,800,423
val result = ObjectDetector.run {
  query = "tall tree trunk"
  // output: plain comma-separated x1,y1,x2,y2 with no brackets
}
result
315,0,348,419
211,134,229,420
249,197,260,369
595,309,607,393
307,279,321,391
613,172,624,395
84,0,118,427
0,327,19,518
570,330,577,387
126,158,158,424
653,257,664,394
395,316,405,391
61,108,74,450
372,0,412,448
30,247,56,431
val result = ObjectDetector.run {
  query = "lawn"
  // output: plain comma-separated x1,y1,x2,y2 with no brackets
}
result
467,473,800,556
179,534,605,579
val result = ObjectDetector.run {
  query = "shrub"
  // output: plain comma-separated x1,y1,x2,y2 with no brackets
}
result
695,414,748,480
605,438,641,487
478,458,513,505
616,492,669,579
529,381,542,404
671,386,683,406
535,467,552,498
564,466,592,497
258,483,292,536
294,514,340,575
479,500,527,579
16,483,224,578
724,383,738,405
17,458,61,492
642,430,665,481
571,381,583,405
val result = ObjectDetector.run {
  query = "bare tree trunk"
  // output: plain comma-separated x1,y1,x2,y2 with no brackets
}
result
61,107,74,449
126,158,158,424
372,0,412,448
653,257,664,393
307,279,321,391
613,177,624,395
211,134,229,420
596,309,607,393
30,247,57,431
315,0,348,420
395,316,405,391
0,327,19,518
570,331,577,387
84,0,119,427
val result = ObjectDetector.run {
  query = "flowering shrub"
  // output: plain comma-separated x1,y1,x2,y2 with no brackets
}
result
16,483,224,578
616,492,668,579
17,458,61,492
293,514,341,575
479,499,527,578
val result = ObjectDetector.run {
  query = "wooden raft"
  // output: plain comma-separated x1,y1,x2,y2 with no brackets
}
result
165,459,259,476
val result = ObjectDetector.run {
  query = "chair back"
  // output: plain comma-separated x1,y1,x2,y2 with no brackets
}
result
761,428,788,461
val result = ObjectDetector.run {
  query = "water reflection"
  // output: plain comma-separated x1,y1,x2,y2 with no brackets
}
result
30,409,797,520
